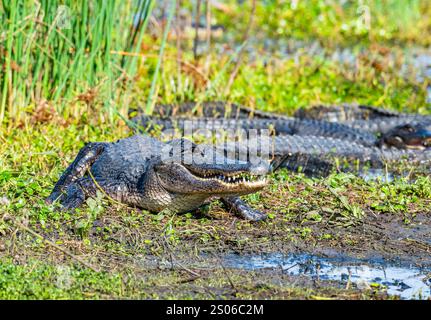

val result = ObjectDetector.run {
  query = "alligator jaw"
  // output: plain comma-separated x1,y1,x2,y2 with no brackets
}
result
155,161,268,196
404,129,431,150
381,124,431,150
185,166,268,190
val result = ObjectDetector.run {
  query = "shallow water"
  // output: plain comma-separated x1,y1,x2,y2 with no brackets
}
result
222,253,431,299
360,168,394,182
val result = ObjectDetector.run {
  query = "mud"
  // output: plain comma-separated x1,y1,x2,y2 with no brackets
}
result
221,253,431,299
86,201,431,299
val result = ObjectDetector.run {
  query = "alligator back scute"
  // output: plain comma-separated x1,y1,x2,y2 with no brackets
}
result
90,135,164,181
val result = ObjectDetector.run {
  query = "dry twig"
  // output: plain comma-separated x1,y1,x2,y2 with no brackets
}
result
3,214,100,272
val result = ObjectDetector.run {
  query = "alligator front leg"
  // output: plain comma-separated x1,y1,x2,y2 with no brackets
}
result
47,142,107,203
58,177,127,211
59,181,87,210
221,197,267,221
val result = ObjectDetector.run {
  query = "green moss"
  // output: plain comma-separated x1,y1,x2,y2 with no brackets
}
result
0,259,123,299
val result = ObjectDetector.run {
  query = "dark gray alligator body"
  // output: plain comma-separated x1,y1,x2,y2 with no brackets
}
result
131,101,285,119
47,135,270,221
294,103,431,133
146,101,431,135
135,115,379,147
264,135,431,166
294,104,405,122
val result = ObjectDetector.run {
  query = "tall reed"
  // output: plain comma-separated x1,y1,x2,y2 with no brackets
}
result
0,0,154,125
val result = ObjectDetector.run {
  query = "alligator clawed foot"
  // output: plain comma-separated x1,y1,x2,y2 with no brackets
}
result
46,183,86,212
221,197,267,222
45,191,64,205
236,206,268,221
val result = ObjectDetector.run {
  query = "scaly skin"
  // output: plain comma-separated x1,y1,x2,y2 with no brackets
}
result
294,104,404,122
134,100,431,149
267,135,431,165
133,115,379,147
144,102,431,135
138,102,431,133
150,101,430,127
345,118,431,134
294,103,431,133
47,135,270,221
49,105,430,221
130,101,285,119
219,135,431,178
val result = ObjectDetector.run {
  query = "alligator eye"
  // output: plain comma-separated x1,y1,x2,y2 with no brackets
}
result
386,136,404,147
403,124,414,132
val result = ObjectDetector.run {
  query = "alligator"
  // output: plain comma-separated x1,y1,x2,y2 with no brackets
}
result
255,135,431,167
142,101,431,125
211,133,431,178
130,101,286,120
133,115,431,150
294,104,431,133
294,104,405,122
141,101,431,137
46,135,271,221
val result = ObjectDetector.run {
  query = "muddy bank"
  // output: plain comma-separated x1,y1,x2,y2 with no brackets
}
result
2,184,430,299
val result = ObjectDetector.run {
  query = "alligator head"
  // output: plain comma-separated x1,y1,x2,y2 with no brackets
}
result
379,123,431,150
141,138,269,213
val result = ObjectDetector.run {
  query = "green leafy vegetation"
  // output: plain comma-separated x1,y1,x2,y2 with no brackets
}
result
214,0,431,46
